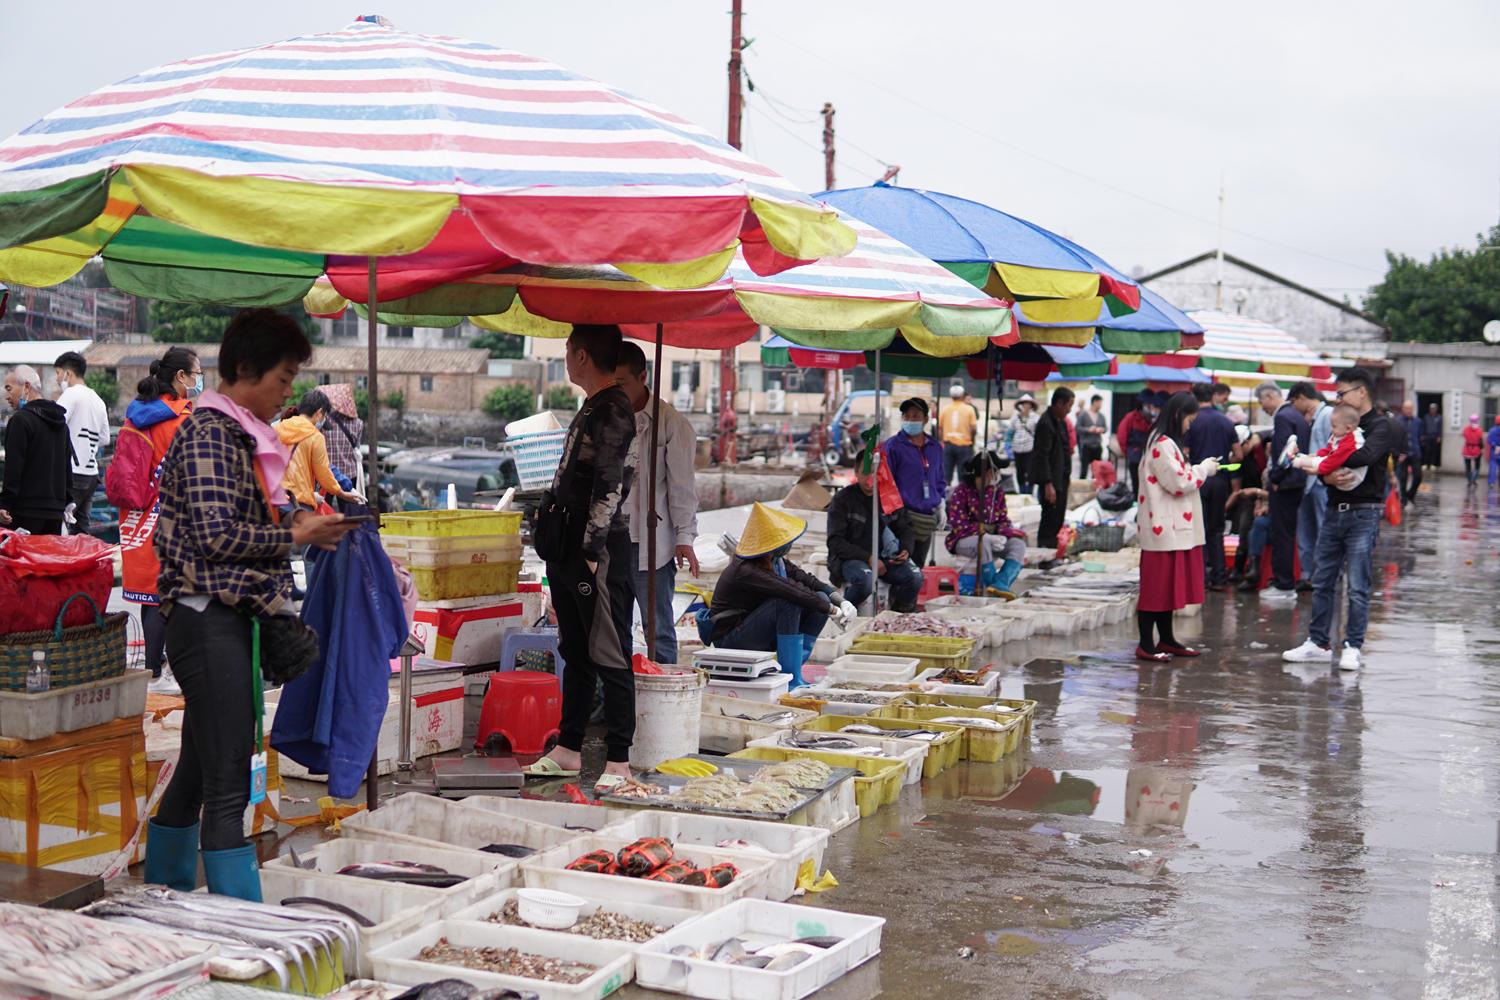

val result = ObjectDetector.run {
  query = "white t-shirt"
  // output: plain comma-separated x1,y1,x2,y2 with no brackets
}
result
56,383,110,477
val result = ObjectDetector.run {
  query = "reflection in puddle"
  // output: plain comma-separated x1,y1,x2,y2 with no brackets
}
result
996,767,1195,831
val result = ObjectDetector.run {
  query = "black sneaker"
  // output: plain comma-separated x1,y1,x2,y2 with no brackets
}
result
1295,580,1314,593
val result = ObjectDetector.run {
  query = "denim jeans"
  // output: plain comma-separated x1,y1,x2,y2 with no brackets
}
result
833,557,921,609
943,442,973,486
1247,514,1271,561
630,544,679,665
719,598,829,650
1297,482,1326,583
1308,505,1382,650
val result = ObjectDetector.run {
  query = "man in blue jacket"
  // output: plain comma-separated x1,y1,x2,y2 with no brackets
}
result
1256,381,1309,595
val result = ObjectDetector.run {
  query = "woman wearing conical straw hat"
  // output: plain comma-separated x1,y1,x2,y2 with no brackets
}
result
707,503,856,688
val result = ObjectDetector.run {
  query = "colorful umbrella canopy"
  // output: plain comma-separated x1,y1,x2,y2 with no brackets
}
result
816,183,1141,344
1048,361,1209,395
0,16,856,293
761,333,1114,381
307,213,1017,355
1017,283,1205,355
1181,310,1333,383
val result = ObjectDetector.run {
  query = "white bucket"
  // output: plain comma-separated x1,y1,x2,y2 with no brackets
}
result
630,669,707,770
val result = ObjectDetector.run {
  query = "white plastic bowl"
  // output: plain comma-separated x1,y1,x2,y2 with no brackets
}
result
515,887,586,929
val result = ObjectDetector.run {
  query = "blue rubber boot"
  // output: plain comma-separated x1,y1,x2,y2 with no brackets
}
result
801,633,817,663
202,844,263,902
776,634,807,689
143,820,199,892
994,559,1023,598
958,573,977,597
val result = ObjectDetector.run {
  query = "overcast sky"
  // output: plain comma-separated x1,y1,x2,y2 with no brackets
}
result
3,1,1496,302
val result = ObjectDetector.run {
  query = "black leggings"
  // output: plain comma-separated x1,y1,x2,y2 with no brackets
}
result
142,604,166,677
1137,610,1183,652
155,601,255,852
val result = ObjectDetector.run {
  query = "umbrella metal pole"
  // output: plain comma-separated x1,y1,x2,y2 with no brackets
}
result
868,350,881,616
365,254,381,811
976,346,993,586
645,324,665,663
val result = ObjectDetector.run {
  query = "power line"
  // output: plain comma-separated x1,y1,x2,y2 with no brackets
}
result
745,98,885,183
757,28,1383,277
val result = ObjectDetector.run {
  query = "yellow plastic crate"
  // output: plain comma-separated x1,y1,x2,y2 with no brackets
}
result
728,746,905,818
792,714,964,778
379,510,522,538
406,559,521,601
876,704,1023,762
896,693,1036,739
849,634,974,671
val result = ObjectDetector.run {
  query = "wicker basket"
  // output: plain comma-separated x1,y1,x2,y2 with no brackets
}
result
0,593,128,692
1072,522,1127,553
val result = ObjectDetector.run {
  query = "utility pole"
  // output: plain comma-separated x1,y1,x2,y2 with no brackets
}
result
879,164,901,184
822,103,836,190
1214,171,1226,310
716,0,745,466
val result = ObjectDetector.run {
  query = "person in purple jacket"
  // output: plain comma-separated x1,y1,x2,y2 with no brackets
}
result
882,397,946,567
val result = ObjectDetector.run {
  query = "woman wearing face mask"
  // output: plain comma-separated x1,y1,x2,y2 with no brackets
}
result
883,397,946,566
105,347,201,688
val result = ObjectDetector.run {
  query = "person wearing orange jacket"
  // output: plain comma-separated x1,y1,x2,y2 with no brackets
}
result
276,389,364,512
109,348,199,683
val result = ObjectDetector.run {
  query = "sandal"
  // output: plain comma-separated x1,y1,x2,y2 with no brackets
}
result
1157,642,1200,658
592,772,630,796
522,756,581,779
1135,647,1173,663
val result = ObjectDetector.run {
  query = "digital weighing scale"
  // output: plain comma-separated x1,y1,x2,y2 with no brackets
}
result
432,755,525,797
693,647,781,680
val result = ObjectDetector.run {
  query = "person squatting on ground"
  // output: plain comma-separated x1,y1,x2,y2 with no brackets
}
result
1031,387,1075,549
108,347,199,680
146,309,356,901
884,397,946,567
615,341,700,665
1185,382,1239,590
52,350,109,534
0,364,70,535
1282,367,1392,673
1134,391,1220,662
826,449,921,612
1226,487,1271,587
708,503,856,689
527,325,637,793
945,450,1026,598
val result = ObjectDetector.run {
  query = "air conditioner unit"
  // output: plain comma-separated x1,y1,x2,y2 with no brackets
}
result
766,387,787,414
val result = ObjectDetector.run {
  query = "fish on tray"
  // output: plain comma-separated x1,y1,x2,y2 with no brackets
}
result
777,731,891,756
392,979,541,1000
479,843,536,858
336,861,468,887
669,934,845,971
840,724,945,741
932,715,1008,730
721,708,798,724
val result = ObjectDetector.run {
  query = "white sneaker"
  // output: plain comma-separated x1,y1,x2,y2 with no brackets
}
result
148,665,181,696
1260,586,1297,601
1338,644,1362,672
1282,638,1332,663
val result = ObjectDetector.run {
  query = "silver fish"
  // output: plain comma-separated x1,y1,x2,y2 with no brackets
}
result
710,937,748,963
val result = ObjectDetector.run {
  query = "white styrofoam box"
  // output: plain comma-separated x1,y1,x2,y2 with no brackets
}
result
459,796,629,833
635,897,885,1000
0,670,150,741
824,653,919,686
369,920,635,1000
270,678,463,781
258,865,442,978
595,811,831,904
746,731,925,789
522,834,773,912
450,886,703,945
914,667,1001,698
258,837,515,910
339,793,582,859
705,671,792,704
698,696,819,755
410,596,528,664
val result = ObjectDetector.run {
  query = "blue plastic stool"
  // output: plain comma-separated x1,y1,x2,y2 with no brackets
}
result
497,626,566,688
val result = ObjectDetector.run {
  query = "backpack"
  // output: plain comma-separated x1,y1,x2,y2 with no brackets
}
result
104,424,159,511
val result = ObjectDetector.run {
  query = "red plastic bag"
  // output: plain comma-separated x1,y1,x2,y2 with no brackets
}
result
0,530,113,578
875,445,904,516
1384,489,1403,526
1090,460,1117,489
631,653,665,675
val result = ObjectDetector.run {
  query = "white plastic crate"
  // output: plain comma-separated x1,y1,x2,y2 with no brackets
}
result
704,671,791,704
522,834,773,912
791,687,907,718
796,775,860,835
823,653,919,686
924,607,1013,647
699,695,818,754
258,866,443,978
258,837,515,910
458,796,628,833
369,919,635,1000
746,731,925,789
450,886,703,945
384,533,523,568
339,793,583,860
0,670,149,741
508,429,569,489
635,897,885,1000
809,618,869,663
914,667,1001,698
594,812,831,904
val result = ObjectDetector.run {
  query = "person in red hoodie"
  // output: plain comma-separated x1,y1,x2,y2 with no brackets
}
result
1461,414,1484,486
108,348,199,683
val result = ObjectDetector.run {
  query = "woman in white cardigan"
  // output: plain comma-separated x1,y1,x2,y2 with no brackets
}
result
1135,391,1221,661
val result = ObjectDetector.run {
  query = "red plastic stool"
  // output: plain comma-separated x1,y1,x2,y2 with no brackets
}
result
918,566,960,605
475,670,561,755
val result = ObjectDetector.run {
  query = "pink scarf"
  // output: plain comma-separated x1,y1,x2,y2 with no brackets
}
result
194,389,292,507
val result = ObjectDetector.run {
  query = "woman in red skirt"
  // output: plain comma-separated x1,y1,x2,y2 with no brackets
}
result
1135,390,1221,661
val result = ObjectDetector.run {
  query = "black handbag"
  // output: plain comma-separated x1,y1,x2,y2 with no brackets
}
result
532,488,569,563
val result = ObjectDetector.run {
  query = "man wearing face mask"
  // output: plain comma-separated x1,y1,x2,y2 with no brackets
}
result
826,449,922,612
882,397,945,566
52,352,110,535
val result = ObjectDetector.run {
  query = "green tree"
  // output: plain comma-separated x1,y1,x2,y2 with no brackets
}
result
1365,225,1500,343
383,390,405,413
471,330,525,359
291,378,317,405
149,301,322,344
482,384,535,423
544,385,578,410
85,371,118,409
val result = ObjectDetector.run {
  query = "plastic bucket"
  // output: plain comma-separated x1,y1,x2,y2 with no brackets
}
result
630,669,707,770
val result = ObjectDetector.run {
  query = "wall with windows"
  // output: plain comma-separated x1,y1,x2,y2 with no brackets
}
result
1385,341,1500,475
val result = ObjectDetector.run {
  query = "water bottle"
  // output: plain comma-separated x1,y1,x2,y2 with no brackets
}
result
26,650,49,694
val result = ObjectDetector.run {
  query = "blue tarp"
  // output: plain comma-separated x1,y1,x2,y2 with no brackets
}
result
270,526,408,798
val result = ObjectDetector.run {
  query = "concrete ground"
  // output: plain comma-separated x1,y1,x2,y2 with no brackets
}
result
281,474,1498,998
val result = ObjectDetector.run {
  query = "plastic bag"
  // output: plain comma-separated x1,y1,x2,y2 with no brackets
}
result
0,529,114,579
1384,489,1403,526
